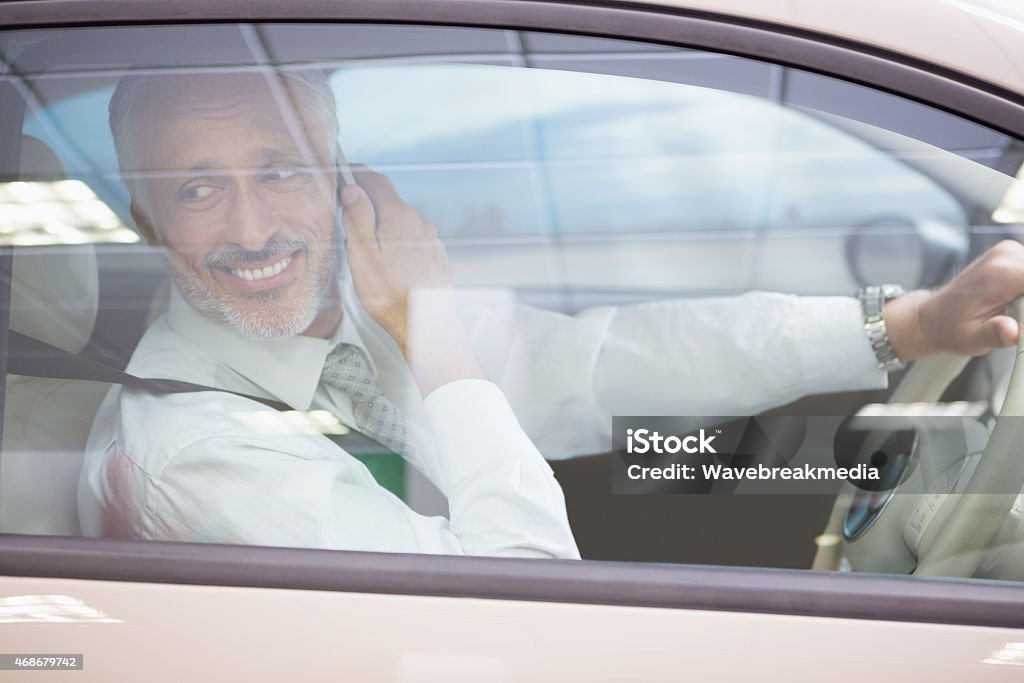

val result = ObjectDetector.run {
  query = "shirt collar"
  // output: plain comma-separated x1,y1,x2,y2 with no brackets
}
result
164,283,370,411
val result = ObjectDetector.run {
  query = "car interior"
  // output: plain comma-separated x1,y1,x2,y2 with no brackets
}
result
1,22,1023,579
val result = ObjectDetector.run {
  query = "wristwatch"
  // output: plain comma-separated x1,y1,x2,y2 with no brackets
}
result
856,284,907,373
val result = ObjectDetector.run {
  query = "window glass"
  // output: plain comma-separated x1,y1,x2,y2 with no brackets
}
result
1,23,1022,581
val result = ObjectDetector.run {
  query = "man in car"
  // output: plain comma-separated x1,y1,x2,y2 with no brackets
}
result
80,69,1024,558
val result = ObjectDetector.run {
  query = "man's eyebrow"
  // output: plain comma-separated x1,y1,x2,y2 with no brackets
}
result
183,149,309,171
157,156,299,176
121,164,218,182
131,150,319,182
186,161,215,173
258,147,311,164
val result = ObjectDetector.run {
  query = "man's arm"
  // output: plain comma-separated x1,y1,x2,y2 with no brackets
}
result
333,169,579,557
459,243,1024,459
339,168,1024,463
438,291,882,460
97,393,578,558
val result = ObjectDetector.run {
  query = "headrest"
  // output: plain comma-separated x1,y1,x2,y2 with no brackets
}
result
7,136,99,354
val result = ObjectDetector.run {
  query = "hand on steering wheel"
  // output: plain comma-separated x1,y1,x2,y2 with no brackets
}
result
838,298,1024,578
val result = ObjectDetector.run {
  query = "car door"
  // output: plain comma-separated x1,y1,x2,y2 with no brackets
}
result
1,2,1024,681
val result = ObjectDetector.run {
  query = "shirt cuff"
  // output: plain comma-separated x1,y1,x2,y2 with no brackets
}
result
422,378,546,492
797,296,888,394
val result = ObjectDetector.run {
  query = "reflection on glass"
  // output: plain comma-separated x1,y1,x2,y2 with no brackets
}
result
0,180,138,246
983,641,1024,667
992,163,1024,224
0,595,123,624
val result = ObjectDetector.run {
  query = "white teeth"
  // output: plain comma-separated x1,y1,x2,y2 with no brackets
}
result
231,255,291,282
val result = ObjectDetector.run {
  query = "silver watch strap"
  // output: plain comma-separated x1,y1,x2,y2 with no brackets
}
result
857,284,906,372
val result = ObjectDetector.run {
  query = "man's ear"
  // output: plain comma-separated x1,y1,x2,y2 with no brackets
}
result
130,199,161,246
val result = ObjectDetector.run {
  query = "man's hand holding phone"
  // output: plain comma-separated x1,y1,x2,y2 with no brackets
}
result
341,167,485,395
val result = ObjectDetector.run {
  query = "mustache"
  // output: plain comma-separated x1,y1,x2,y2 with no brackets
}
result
203,236,311,269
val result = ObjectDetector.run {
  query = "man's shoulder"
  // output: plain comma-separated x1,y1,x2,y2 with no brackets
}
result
125,315,220,386
88,315,249,471
89,378,300,480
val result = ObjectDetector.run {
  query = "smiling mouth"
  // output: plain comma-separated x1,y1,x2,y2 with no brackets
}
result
229,254,293,282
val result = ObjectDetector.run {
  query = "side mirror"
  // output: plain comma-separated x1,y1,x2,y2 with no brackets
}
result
845,216,968,289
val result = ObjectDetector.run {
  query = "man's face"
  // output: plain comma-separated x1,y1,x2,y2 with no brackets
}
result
133,75,339,339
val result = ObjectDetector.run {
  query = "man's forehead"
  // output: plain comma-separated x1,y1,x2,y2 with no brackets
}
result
140,74,316,169
150,73,281,119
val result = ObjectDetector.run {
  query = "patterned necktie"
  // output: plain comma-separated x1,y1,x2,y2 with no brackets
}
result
320,343,413,457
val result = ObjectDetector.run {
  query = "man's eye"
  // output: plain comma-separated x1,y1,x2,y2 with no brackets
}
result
179,184,218,202
261,168,300,183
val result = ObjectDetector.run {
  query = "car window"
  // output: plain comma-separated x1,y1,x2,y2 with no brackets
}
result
1,23,1022,581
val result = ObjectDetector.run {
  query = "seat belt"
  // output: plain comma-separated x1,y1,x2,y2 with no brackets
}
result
5,329,288,412
3,329,394,454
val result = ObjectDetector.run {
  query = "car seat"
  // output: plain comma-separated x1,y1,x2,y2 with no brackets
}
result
0,135,108,535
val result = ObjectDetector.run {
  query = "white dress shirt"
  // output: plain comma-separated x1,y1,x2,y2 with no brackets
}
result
80,274,886,557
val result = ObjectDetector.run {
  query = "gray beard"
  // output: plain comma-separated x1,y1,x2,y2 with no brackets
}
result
168,250,335,340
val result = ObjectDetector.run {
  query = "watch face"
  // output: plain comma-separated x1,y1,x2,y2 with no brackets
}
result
881,284,907,301
858,285,907,371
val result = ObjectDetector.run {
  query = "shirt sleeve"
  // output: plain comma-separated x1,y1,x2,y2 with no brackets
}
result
590,292,887,416
146,397,579,559
458,291,887,459
421,379,580,559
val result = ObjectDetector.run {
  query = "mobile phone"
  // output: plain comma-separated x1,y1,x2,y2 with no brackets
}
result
336,143,356,187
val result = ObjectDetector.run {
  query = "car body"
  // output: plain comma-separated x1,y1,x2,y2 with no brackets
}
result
1,1,1024,680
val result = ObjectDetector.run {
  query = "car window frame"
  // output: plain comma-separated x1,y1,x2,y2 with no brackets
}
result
1,0,1022,137
1,0,1023,631
3,534,1024,629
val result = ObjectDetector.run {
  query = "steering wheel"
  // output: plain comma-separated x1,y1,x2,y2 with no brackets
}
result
838,299,1024,578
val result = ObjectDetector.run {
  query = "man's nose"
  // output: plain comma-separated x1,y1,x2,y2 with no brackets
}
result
226,180,276,252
